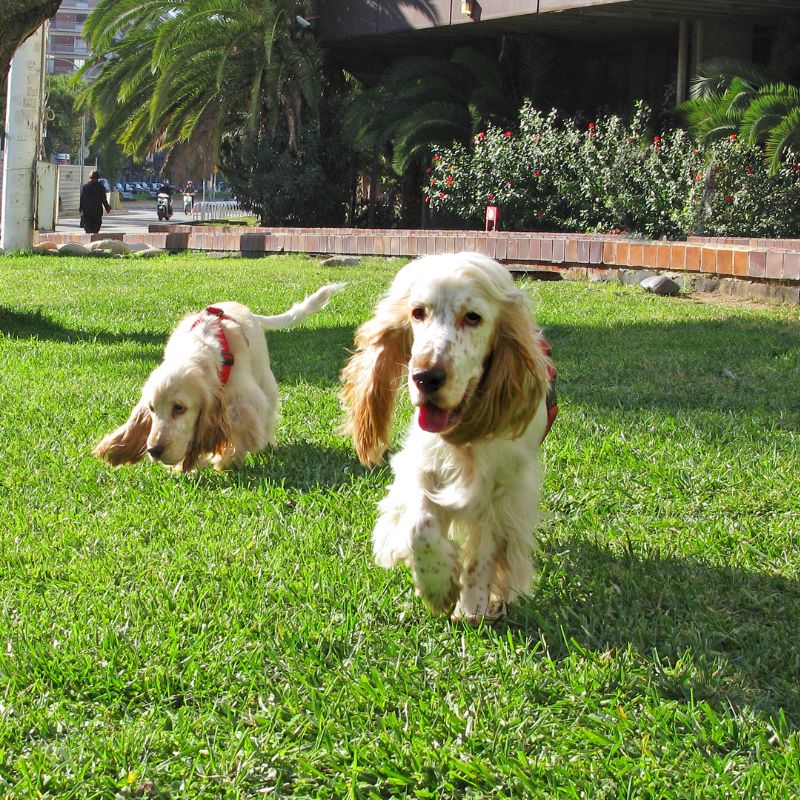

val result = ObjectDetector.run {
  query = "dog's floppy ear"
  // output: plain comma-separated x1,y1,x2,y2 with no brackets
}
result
447,295,550,446
340,303,411,466
93,401,152,465
181,386,230,472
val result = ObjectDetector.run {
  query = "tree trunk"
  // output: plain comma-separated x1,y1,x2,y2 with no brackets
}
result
0,1,62,101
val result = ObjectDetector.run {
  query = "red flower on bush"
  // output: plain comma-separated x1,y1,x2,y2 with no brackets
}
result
504,131,512,138
695,171,703,182
486,193,495,201
725,195,734,204
476,132,486,141
438,192,446,200
430,178,436,186
653,136,661,144
729,134,737,141
424,196,430,204
588,122,595,129
534,170,542,178
432,155,440,162
446,175,453,187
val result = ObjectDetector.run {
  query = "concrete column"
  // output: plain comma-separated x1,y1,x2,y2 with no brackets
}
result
676,19,689,103
1,24,46,251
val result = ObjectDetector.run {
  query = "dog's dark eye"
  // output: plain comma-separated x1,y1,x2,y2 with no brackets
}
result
172,403,186,417
411,306,426,322
464,311,482,326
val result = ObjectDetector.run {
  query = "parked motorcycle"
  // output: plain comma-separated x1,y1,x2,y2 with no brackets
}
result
156,191,173,221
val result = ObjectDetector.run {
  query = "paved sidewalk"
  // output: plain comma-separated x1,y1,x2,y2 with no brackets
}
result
55,201,193,235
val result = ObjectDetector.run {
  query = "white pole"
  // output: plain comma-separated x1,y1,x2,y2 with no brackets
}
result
79,111,86,180
1,24,47,251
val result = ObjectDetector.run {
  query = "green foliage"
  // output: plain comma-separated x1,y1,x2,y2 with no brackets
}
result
43,74,83,161
219,94,356,226
680,59,800,174
1,253,799,797
81,0,322,170
425,101,800,238
345,45,517,175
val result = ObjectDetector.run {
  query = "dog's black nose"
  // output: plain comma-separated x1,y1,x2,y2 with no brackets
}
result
147,444,165,459
412,367,446,393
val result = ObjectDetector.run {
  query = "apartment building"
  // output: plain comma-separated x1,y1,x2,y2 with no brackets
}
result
46,0,100,75
313,1,799,113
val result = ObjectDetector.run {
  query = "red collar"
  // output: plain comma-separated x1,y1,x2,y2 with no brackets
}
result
539,337,558,442
191,306,235,385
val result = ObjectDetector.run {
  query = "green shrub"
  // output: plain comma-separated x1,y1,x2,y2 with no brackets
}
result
425,101,800,239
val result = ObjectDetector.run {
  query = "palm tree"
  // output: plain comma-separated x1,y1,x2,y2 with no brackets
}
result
680,56,800,173
80,0,322,174
346,45,516,176
345,45,517,226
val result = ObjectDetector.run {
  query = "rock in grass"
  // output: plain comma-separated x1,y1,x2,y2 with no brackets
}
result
131,246,162,258
89,239,130,255
321,255,360,266
56,241,91,256
620,269,657,286
641,275,680,296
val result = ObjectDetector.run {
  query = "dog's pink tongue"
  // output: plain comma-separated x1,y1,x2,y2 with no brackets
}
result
418,403,450,433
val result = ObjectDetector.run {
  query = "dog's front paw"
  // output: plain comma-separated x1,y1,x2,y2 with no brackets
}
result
451,598,507,626
414,561,461,616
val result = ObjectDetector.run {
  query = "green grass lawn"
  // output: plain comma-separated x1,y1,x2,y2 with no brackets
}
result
1,252,799,798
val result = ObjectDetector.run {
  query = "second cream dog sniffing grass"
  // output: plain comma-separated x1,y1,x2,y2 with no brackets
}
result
94,282,345,471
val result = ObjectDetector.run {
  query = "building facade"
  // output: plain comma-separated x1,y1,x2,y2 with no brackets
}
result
313,1,799,114
46,0,100,76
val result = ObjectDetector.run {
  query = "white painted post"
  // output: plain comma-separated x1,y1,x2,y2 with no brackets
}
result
1,25,47,251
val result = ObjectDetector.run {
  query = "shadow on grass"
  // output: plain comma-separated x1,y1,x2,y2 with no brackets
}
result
506,538,800,724
545,315,799,419
268,326,355,384
188,441,376,494
0,307,164,348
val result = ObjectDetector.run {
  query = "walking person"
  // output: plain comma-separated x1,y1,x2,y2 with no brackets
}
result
79,170,111,234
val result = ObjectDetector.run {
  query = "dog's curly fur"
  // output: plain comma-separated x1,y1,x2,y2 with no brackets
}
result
341,253,552,623
94,283,344,472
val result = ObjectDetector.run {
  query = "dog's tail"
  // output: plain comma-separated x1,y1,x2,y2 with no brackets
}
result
253,282,346,331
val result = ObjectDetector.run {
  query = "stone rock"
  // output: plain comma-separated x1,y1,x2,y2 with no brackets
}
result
56,241,91,256
127,242,162,254
690,275,721,293
89,238,130,255
131,246,162,258
641,275,681,296
619,268,657,286
320,255,360,266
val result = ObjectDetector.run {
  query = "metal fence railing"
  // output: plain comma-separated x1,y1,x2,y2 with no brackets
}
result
191,200,249,221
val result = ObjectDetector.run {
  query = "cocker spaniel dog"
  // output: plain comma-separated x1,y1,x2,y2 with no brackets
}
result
341,253,556,624
94,282,344,472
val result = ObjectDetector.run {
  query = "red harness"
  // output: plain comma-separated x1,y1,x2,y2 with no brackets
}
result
190,306,235,386
539,337,558,442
